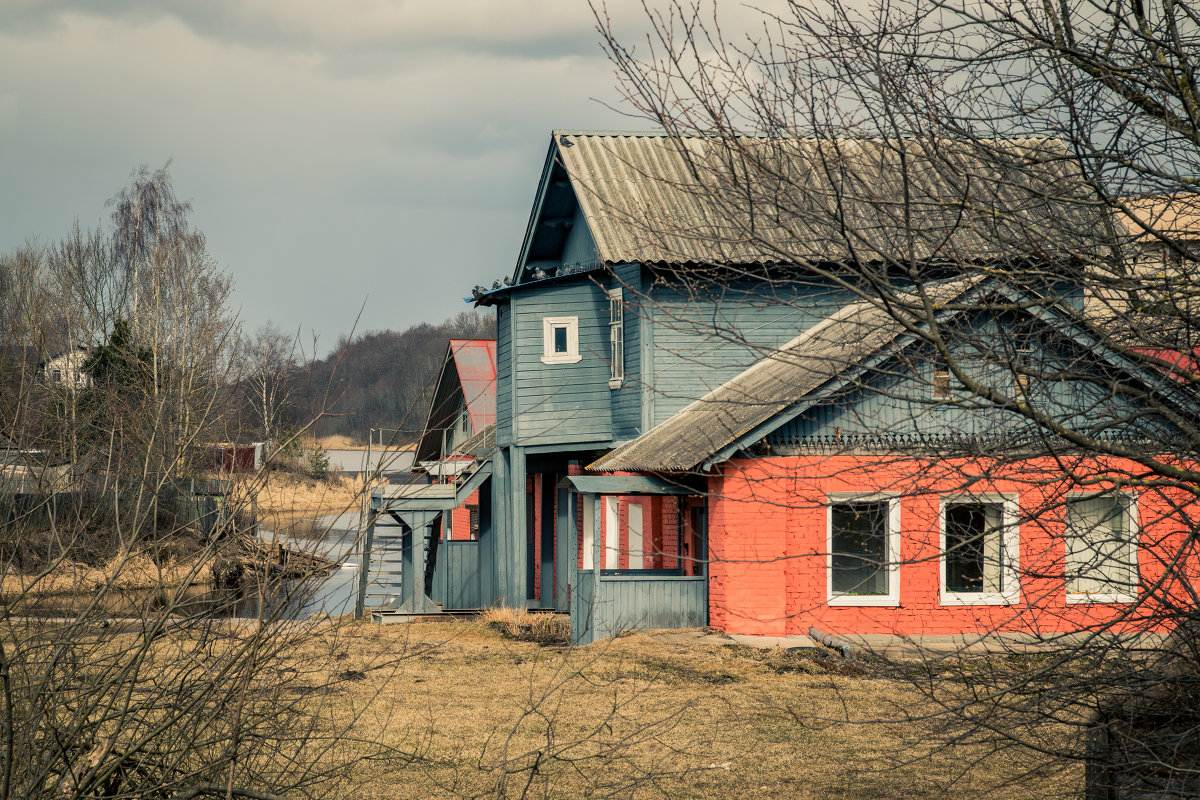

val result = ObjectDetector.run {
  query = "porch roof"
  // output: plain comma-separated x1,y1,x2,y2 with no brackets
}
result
560,474,704,495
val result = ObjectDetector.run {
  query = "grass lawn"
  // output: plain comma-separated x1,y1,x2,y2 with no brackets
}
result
293,620,1077,799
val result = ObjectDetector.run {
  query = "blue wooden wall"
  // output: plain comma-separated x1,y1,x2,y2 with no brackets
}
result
511,281,613,446
643,280,857,427
496,303,513,446
769,314,1179,445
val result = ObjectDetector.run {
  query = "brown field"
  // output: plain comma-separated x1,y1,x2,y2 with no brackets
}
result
291,619,1076,800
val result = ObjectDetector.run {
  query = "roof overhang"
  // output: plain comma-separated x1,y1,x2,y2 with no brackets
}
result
559,474,705,495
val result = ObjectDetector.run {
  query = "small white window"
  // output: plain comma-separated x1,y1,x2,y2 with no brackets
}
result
608,288,624,388
940,495,1020,606
541,316,580,364
827,493,901,607
1065,494,1137,603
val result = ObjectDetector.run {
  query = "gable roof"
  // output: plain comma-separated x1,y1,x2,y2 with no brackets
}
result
589,277,981,472
534,131,1107,271
415,339,497,462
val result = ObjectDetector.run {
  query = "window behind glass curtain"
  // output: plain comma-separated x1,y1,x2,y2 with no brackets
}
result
831,501,889,595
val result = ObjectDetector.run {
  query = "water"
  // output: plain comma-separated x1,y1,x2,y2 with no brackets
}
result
11,512,368,622
255,510,366,619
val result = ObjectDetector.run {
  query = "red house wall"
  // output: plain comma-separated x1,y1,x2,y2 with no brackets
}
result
707,454,1200,637
446,489,479,541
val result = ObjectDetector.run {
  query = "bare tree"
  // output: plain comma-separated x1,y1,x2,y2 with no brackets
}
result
238,323,299,445
587,0,1200,795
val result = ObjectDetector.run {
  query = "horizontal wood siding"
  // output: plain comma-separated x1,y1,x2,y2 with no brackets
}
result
514,280,613,445
431,541,482,610
647,282,855,426
611,264,643,440
495,303,513,446
586,576,708,643
770,314,1180,444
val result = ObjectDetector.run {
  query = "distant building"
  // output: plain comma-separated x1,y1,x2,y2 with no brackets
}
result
39,346,93,391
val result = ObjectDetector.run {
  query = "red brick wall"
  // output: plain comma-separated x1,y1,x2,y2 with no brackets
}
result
706,454,1200,637
447,489,479,541
574,492,681,571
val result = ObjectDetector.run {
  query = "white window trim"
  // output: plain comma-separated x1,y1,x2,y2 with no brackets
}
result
938,493,1021,606
1064,491,1139,605
607,288,625,389
827,492,901,607
541,316,581,364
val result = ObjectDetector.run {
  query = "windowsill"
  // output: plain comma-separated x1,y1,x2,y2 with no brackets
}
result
828,594,900,607
1066,592,1136,604
940,592,1019,606
608,377,625,389
540,354,581,365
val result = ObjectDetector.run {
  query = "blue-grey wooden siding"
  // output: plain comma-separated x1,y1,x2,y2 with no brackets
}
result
610,264,643,440
496,303,513,446
645,281,859,427
572,574,708,645
431,541,482,609
513,279,613,445
770,314,1181,445
560,205,598,267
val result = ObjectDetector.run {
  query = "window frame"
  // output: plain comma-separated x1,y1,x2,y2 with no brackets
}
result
1064,491,1139,604
607,288,625,388
826,492,902,607
540,316,581,364
938,493,1021,606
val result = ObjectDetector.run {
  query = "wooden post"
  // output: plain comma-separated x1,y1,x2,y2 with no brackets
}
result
354,501,376,620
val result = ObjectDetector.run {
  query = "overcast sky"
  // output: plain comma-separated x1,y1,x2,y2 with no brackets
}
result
0,1,770,352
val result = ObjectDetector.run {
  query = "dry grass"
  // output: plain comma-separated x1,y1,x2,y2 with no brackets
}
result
284,621,1078,800
0,551,211,598
254,471,365,524
478,606,570,644
317,434,367,451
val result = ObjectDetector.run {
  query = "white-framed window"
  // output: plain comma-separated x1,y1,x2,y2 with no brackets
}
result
827,493,901,607
607,288,624,388
939,494,1020,606
541,316,580,364
581,494,595,569
604,496,621,569
1064,493,1138,603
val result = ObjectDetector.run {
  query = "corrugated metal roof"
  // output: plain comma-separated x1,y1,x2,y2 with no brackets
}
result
1119,195,1200,242
552,131,1107,266
416,339,497,463
587,276,981,472
449,339,497,432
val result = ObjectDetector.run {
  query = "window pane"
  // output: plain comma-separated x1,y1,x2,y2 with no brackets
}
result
945,503,1004,593
831,501,889,595
553,325,568,353
1066,496,1131,595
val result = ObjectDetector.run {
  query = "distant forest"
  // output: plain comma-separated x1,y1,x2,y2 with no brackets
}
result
289,310,496,445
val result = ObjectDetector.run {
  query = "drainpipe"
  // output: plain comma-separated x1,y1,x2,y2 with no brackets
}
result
808,626,855,660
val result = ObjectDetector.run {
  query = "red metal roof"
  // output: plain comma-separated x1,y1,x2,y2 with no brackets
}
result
449,339,497,433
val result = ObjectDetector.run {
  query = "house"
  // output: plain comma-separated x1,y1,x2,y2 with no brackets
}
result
39,346,94,391
364,132,1200,644
414,338,497,542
